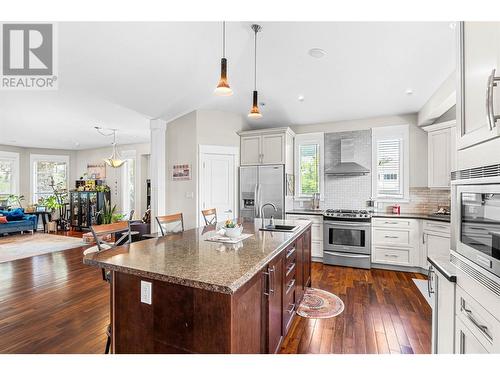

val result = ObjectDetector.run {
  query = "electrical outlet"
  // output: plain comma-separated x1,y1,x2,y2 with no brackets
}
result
140,280,152,305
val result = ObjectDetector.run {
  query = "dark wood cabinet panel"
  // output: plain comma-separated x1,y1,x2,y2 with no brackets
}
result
295,235,305,304
266,253,284,353
303,228,311,288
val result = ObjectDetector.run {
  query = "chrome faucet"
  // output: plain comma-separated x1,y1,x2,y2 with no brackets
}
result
260,203,277,229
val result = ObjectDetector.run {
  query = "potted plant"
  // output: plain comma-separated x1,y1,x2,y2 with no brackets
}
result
7,194,25,209
99,198,124,224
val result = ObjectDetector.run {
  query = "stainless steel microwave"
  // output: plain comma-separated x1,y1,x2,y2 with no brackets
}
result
452,181,500,278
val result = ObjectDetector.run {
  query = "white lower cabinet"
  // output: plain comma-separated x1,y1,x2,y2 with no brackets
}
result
455,318,489,354
430,266,456,354
371,218,420,267
286,214,323,260
423,220,451,268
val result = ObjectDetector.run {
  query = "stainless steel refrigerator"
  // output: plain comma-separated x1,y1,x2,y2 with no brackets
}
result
239,165,285,220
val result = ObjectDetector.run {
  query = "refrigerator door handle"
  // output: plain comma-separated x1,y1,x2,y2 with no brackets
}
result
254,184,259,217
256,183,262,217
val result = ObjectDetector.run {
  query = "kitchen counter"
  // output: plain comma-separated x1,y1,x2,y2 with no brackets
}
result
428,255,457,282
83,218,312,354
373,212,451,223
286,209,324,216
83,218,312,295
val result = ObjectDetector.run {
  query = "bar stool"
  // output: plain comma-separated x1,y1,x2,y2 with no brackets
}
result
84,221,132,354
201,208,218,226
156,213,184,236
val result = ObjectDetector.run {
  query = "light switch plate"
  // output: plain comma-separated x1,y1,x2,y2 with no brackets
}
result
140,280,152,305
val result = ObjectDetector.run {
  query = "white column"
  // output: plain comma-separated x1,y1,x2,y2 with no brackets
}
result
150,119,167,231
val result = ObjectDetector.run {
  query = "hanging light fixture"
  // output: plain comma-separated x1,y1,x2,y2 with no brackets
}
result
214,21,233,96
95,127,126,168
248,24,262,119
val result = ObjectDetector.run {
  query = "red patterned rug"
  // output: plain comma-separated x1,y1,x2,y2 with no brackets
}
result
296,288,345,319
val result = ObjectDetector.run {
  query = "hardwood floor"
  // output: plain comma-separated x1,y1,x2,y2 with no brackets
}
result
279,262,432,354
0,245,109,354
0,245,430,354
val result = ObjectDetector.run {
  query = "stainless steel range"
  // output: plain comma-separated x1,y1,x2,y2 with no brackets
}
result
323,209,372,269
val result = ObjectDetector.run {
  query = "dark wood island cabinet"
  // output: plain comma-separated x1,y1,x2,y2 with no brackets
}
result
84,219,312,354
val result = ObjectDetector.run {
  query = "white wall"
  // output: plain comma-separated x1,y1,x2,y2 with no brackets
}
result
75,143,150,218
291,113,428,188
0,144,77,204
165,110,246,229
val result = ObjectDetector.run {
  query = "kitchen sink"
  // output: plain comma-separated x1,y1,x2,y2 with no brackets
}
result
259,224,299,232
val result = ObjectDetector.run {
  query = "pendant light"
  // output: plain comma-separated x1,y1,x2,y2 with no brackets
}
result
248,24,262,119
97,128,126,168
214,21,233,96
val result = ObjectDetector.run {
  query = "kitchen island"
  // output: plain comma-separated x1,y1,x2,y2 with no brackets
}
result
83,218,312,354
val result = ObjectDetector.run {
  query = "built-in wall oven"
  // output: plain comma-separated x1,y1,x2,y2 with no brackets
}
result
452,178,500,278
323,209,371,269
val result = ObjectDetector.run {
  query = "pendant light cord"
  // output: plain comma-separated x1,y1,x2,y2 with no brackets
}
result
222,21,226,58
253,27,257,90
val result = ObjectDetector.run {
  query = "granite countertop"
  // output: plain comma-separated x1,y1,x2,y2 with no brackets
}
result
373,212,451,223
83,218,312,295
427,255,457,282
286,209,324,216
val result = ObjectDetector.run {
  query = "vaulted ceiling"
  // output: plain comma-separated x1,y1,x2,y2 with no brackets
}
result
0,22,456,149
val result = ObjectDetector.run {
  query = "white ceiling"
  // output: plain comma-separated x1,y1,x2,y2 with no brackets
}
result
0,22,456,149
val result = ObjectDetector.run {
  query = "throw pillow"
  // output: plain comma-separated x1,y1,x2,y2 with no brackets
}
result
0,216,8,224
6,208,24,221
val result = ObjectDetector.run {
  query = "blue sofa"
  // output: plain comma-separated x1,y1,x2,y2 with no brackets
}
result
0,208,38,235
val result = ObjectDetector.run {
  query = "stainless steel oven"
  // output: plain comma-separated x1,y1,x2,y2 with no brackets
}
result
452,180,500,278
323,217,371,269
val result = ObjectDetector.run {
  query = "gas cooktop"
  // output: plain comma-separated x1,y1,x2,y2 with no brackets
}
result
323,209,371,221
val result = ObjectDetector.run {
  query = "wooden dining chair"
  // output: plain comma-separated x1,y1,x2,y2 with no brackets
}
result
201,208,218,226
85,221,132,354
156,213,184,236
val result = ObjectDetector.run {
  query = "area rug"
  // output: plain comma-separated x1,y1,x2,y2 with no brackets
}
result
0,233,85,263
296,288,345,319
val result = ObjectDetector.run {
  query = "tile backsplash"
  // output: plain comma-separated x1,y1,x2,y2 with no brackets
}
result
377,187,451,214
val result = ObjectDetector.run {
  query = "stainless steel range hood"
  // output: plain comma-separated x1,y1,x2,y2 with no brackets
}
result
325,138,370,176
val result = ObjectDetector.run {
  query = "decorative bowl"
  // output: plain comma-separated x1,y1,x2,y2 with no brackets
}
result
224,226,243,238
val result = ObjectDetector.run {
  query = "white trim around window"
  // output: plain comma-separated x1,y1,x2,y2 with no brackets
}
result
30,153,70,204
372,125,410,202
0,150,20,195
294,132,324,200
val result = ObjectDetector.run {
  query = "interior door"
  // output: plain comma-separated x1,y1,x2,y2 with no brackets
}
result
258,165,284,219
200,153,235,224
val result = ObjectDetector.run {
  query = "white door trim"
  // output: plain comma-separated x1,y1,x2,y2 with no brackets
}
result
197,145,239,227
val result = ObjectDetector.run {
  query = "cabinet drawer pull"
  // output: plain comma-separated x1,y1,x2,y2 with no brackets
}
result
286,262,296,276
486,69,500,130
268,265,276,294
384,235,399,239
427,224,448,230
286,247,296,259
384,254,399,258
461,299,493,341
262,271,270,296
384,221,399,225
286,303,296,314
286,279,296,295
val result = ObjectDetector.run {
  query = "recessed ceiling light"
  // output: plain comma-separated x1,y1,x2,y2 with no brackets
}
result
405,89,414,95
298,95,305,102
308,48,326,59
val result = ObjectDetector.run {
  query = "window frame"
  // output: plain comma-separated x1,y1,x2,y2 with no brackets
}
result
120,150,137,217
294,132,324,200
372,125,410,202
0,151,20,196
30,154,70,204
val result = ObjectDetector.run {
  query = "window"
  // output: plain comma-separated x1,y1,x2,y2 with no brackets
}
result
0,151,20,196
372,125,409,201
295,133,324,198
31,154,69,203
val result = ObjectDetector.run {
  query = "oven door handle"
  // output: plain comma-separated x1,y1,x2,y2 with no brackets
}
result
324,222,371,227
324,251,370,259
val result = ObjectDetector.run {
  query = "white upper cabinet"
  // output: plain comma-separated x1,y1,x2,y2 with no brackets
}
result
426,125,456,188
239,128,295,170
240,136,261,165
261,133,285,164
457,22,500,150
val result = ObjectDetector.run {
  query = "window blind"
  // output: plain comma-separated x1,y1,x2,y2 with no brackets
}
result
376,139,402,197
